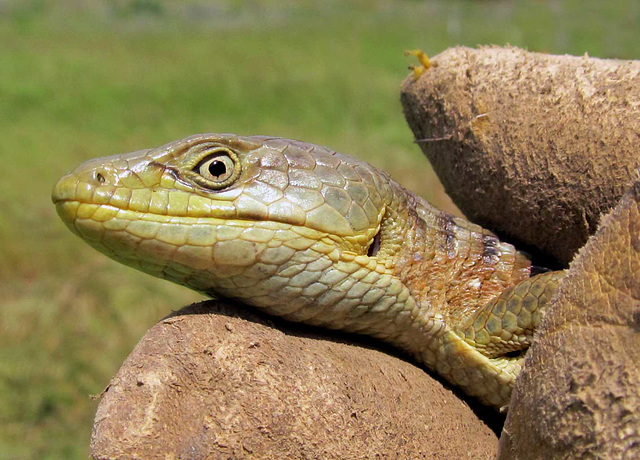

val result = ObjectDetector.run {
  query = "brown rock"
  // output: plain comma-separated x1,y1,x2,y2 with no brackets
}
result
498,181,640,459
401,46,640,265
90,300,499,459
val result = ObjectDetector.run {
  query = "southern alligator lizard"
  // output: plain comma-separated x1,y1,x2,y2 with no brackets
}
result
52,133,563,410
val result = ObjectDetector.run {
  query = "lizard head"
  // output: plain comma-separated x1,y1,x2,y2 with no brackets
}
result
52,134,411,320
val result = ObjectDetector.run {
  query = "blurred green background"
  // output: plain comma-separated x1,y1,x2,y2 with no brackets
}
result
1,0,638,457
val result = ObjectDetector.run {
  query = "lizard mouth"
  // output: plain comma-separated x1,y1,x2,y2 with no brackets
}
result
55,198,389,288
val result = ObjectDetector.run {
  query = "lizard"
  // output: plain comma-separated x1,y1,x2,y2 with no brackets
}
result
52,133,564,410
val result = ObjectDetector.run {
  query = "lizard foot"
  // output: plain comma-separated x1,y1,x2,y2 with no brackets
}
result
405,49,431,80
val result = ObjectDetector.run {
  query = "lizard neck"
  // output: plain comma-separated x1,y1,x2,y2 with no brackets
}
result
386,193,532,324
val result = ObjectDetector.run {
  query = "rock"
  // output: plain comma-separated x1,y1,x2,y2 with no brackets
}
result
499,180,640,459
90,300,499,459
401,46,640,265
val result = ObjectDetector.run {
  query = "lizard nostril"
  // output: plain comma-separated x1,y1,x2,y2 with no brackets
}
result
95,172,106,184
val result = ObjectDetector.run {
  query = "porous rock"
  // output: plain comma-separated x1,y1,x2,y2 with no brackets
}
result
90,300,498,459
499,180,640,459
401,46,640,264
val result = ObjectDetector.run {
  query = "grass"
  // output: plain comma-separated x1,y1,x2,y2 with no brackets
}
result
0,0,638,458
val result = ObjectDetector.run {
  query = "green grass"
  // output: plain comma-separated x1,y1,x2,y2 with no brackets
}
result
1,0,638,458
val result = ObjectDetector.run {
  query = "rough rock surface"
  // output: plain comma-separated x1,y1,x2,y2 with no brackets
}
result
499,181,640,459
401,46,640,265
90,301,499,459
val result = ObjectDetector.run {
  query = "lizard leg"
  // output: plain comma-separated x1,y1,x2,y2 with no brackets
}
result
454,271,565,358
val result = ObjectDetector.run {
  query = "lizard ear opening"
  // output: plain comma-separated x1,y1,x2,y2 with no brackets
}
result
367,228,382,257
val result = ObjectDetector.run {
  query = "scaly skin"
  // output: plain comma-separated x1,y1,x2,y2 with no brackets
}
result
52,133,564,409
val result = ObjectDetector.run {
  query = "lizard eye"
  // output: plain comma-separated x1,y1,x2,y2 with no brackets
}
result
198,153,235,183
188,148,241,190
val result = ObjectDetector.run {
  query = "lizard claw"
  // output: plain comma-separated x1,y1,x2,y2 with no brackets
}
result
405,49,431,80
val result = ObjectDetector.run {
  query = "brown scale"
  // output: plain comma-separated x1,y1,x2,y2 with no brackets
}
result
387,192,533,330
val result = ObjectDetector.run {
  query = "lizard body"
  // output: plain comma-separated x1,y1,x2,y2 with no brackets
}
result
52,134,563,409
